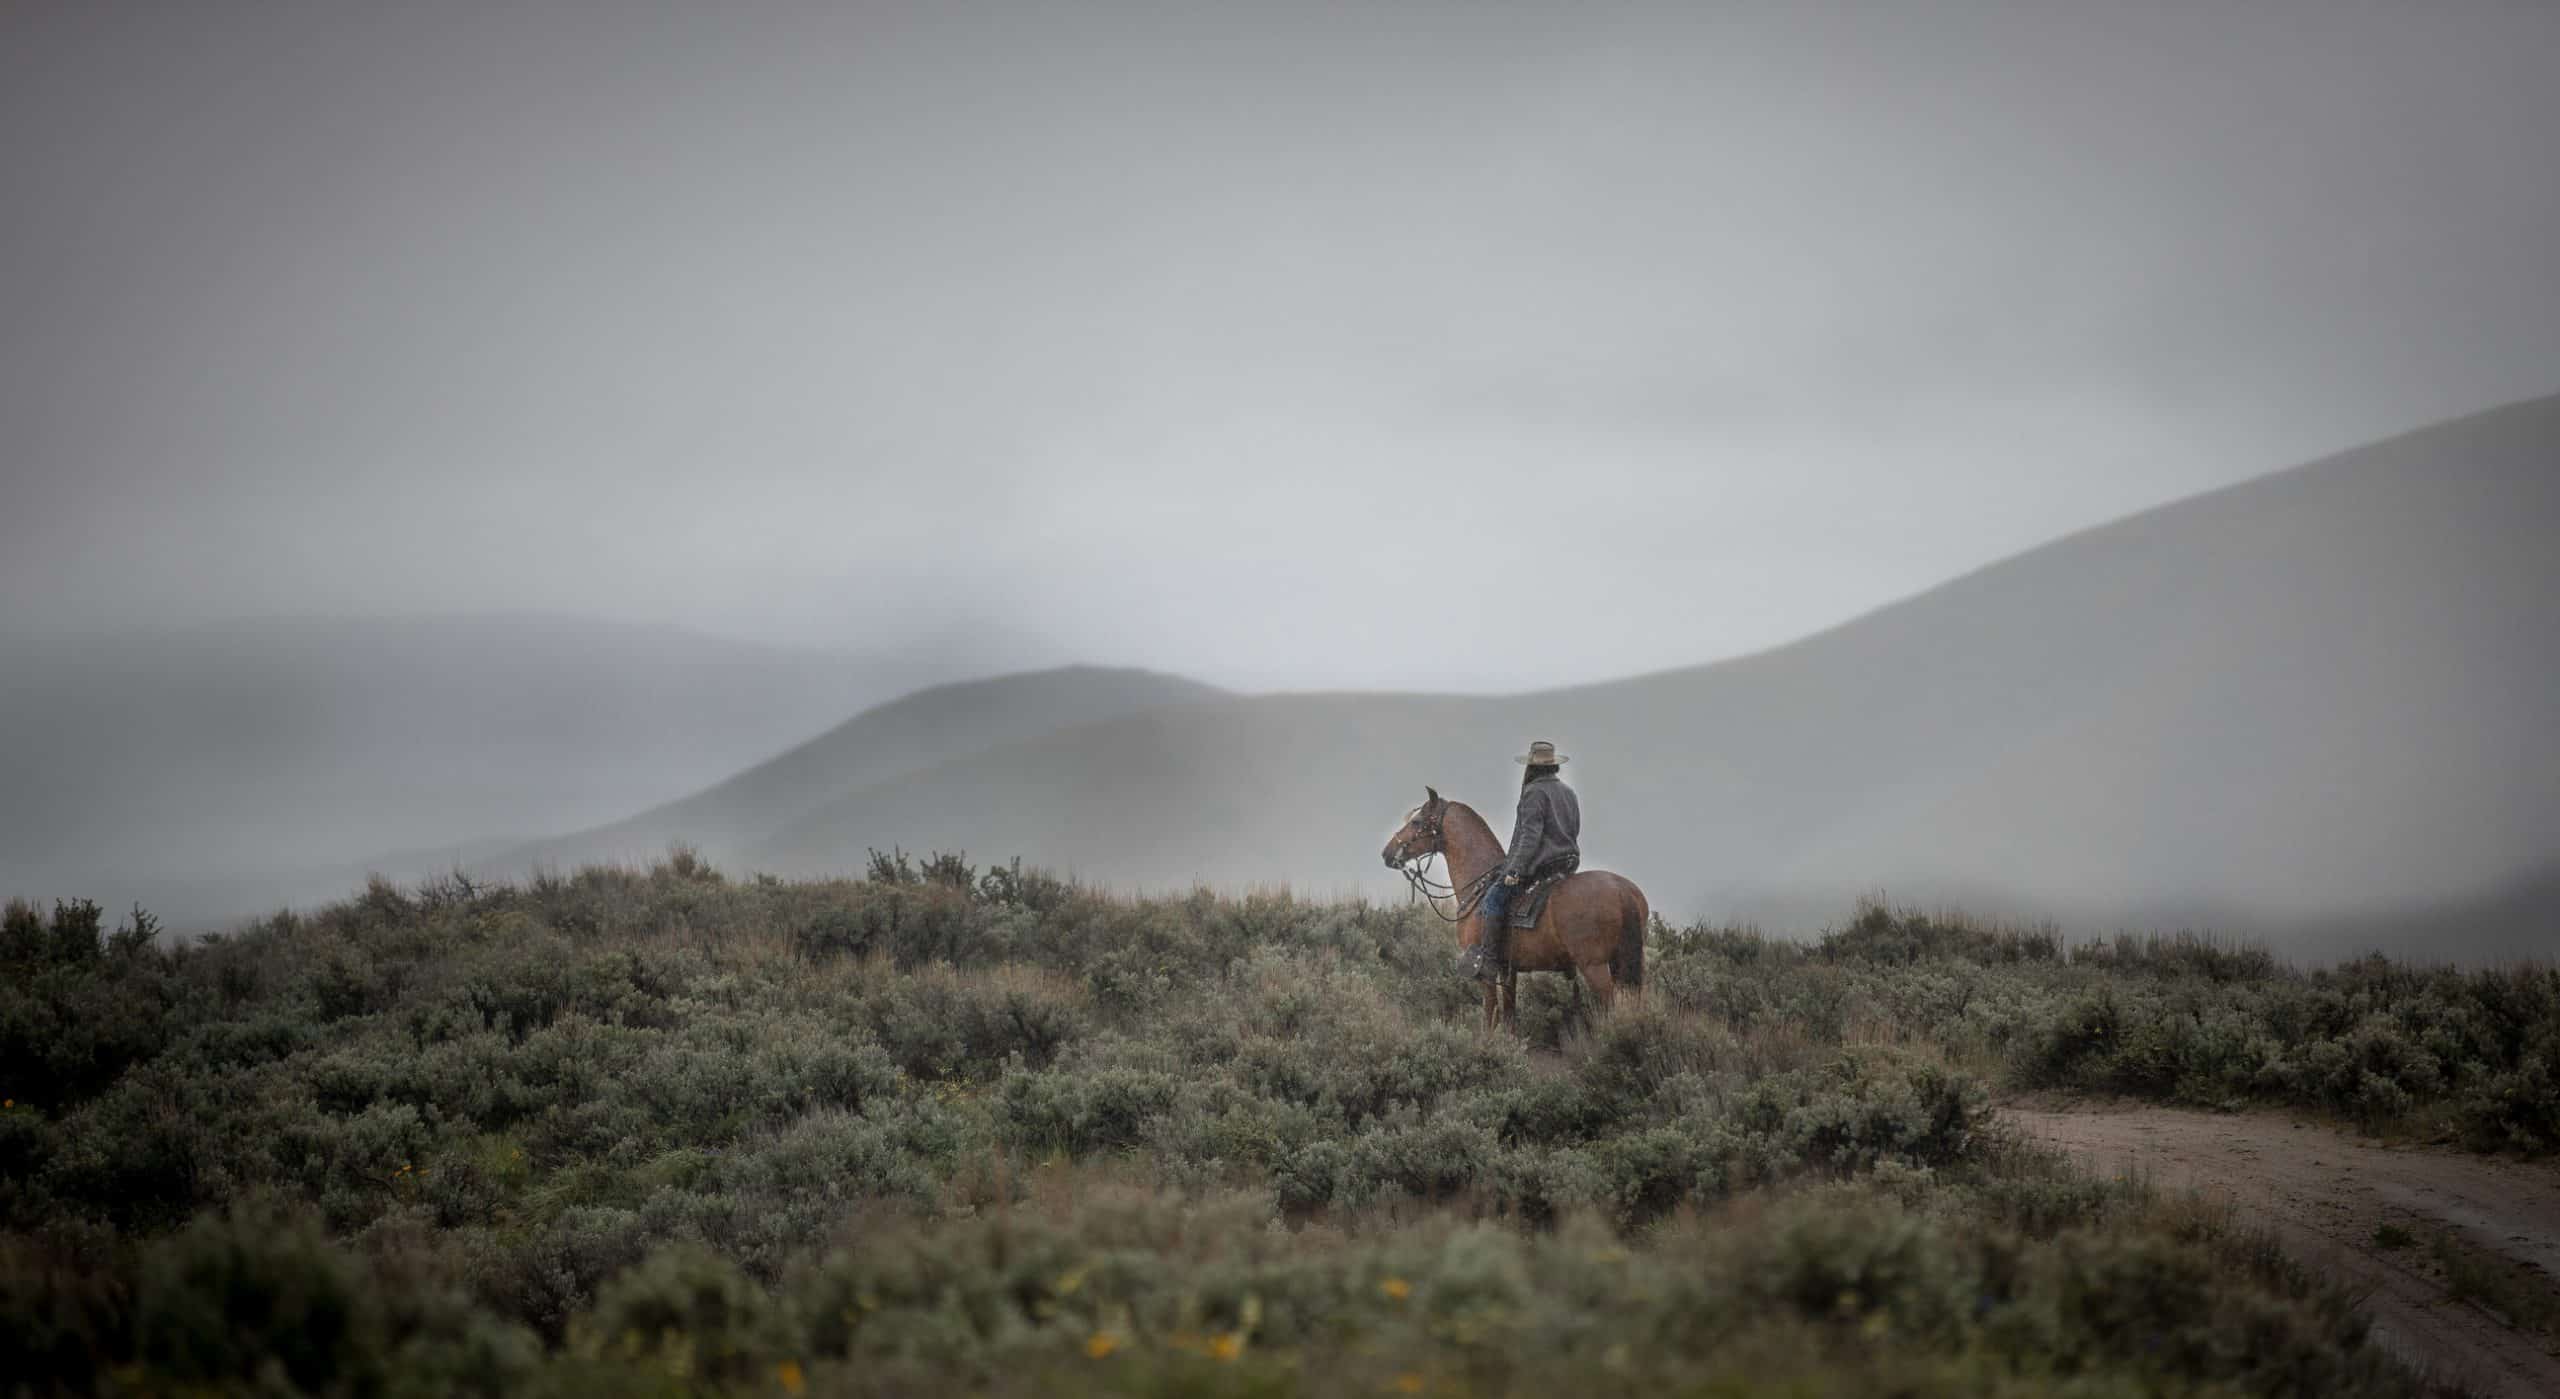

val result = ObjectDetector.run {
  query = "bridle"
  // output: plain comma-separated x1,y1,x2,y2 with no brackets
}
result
1388,800,1500,923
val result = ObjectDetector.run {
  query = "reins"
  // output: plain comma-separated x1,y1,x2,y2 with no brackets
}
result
1392,802,1501,922
1402,856,1498,923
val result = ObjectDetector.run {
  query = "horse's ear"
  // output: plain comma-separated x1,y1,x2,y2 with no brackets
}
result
1425,785,1439,803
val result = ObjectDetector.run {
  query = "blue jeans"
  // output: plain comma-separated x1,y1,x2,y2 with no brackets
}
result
1477,879,1512,929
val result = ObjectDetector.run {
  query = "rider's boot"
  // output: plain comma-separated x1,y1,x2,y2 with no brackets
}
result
1475,921,1509,983
1466,882,1511,983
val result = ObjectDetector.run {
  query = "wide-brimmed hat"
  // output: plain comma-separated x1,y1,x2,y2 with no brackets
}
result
1514,739,1568,766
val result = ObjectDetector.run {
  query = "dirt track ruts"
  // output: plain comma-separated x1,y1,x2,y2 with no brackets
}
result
2008,1105,2560,1398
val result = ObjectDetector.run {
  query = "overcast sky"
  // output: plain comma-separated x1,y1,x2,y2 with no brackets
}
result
5,0,2555,692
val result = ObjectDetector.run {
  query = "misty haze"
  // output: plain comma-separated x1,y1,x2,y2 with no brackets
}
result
4,3,2557,1396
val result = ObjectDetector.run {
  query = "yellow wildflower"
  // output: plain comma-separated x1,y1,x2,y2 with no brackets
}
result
1207,1332,1244,1362
1084,1332,1120,1360
775,1359,806,1395
1392,1375,1428,1394
1378,1277,1412,1302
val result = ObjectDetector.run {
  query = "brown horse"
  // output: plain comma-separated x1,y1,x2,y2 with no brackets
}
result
1381,786,1647,1030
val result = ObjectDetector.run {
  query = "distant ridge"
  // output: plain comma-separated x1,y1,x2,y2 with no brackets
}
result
491,666,1224,875
647,394,2559,958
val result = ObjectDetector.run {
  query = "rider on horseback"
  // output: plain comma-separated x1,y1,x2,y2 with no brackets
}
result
1464,739,1581,983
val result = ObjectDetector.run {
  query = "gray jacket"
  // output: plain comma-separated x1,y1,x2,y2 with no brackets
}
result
1501,774,1581,882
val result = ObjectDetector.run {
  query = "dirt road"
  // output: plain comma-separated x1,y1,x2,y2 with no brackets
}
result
2009,1105,2560,1398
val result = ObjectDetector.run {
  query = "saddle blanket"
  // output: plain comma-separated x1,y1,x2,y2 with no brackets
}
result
1507,861,1579,930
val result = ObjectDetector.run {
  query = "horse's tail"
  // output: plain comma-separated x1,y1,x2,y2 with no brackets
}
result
1613,886,1647,995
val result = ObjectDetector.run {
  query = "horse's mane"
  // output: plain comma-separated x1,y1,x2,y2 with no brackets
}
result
1439,798,1499,850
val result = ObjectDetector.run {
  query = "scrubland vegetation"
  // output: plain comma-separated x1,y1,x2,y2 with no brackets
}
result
3,853,2552,1396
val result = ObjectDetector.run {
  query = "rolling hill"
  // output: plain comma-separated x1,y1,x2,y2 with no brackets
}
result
700,395,2559,956
0,613,1048,922
490,666,1225,876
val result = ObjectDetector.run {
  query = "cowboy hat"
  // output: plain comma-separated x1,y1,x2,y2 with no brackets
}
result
1513,739,1568,765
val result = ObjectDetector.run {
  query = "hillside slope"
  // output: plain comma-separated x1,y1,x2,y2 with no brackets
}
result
492,666,1224,875
737,396,2560,952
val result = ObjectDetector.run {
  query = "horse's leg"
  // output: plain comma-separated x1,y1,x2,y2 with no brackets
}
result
1577,960,1617,1012
1500,969,1519,1032
1481,979,1499,1032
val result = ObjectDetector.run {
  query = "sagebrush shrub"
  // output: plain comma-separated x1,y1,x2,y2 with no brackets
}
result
135,1205,386,1395
0,868,2524,1393
573,1245,789,1382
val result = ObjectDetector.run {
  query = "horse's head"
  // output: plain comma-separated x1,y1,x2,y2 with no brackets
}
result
1381,786,1449,869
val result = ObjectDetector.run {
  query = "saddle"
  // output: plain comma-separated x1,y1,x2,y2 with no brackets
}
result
1506,856,1580,930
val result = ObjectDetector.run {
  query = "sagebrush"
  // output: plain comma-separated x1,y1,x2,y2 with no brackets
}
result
5,862,2537,1395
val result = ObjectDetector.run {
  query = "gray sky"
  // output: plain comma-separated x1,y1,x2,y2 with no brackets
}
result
6,0,2556,692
